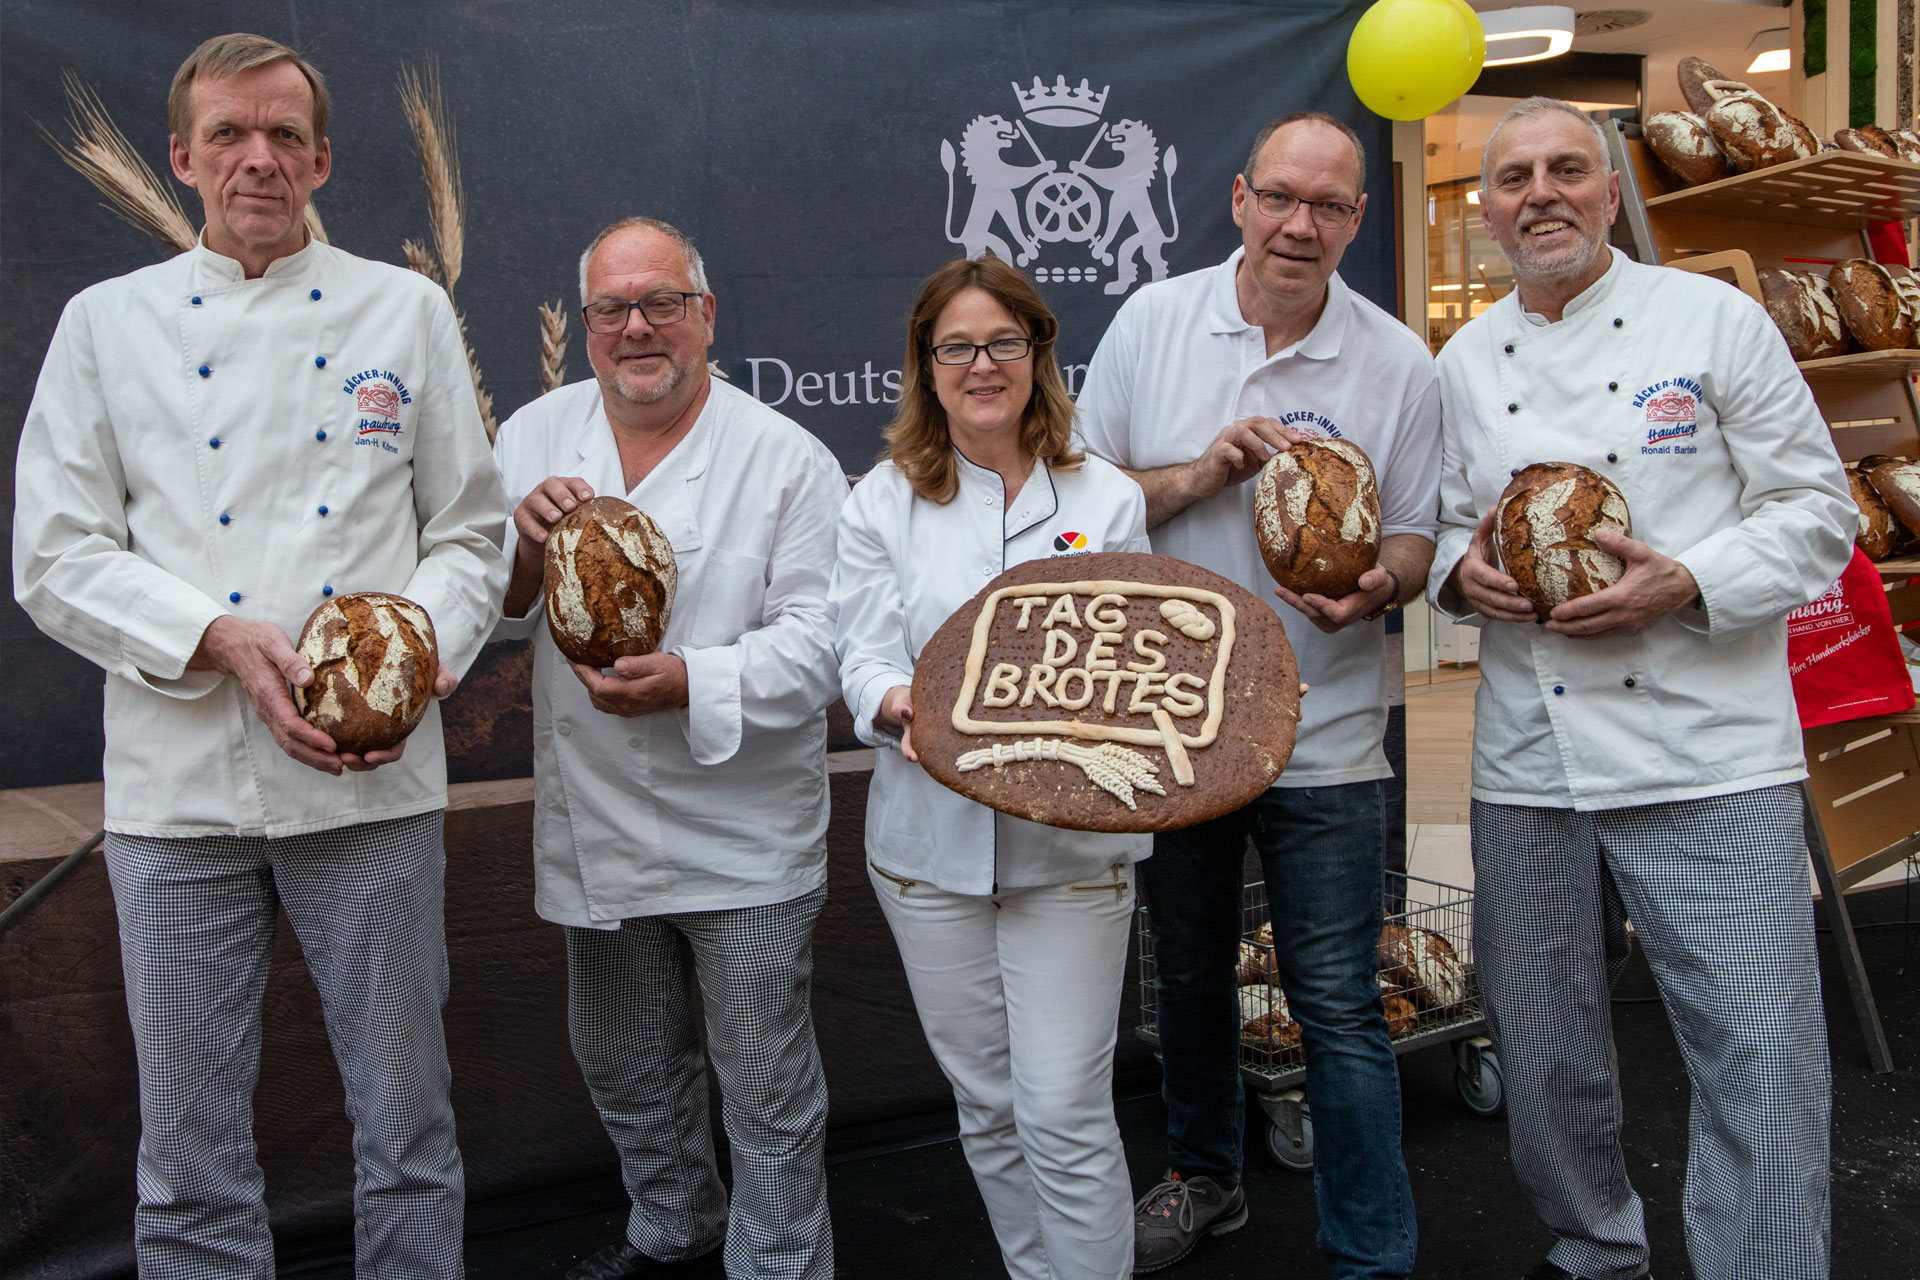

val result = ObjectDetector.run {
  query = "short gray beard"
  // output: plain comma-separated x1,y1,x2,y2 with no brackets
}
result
1508,221,1608,289
602,353,689,405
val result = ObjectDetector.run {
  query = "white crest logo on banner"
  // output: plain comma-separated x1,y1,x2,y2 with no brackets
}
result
940,76,1180,297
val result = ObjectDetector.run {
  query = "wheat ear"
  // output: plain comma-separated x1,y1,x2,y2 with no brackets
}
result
396,61,464,290
39,69,195,254
538,300,569,394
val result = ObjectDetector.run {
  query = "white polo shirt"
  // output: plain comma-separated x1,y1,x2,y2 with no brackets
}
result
1077,250,1441,787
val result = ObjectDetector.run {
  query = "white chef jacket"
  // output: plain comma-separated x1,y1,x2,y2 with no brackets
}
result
12,237,509,838
832,450,1153,895
1428,248,1855,809
492,378,846,925
1077,251,1441,786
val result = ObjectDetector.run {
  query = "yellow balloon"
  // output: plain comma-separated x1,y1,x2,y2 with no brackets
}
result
1444,0,1488,94
1347,0,1478,121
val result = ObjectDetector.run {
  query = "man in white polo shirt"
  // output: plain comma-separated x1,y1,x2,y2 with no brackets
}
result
1077,111,1437,1278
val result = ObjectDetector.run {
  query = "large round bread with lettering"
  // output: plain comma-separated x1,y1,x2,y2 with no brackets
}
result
1495,463,1633,618
1705,92,1818,171
1829,259,1920,350
542,496,677,668
292,592,439,755
1848,467,1899,560
1757,268,1851,360
1865,457,1920,541
911,552,1299,833
1645,112,1733,187
1252,438,1382,599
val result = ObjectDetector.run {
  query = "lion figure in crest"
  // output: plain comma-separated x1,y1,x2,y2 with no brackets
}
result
1071,119,1179,295
942,114,1056,266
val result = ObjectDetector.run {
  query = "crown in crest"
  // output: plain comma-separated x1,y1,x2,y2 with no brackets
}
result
1012,76,1109,126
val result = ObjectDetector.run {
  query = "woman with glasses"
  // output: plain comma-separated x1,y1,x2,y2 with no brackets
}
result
831,254,1150,1279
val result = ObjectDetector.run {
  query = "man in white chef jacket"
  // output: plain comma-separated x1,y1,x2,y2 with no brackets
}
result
11,34,507,1278
1429,97,1853,1280
490,217,844,1280
1077,112,1435,1278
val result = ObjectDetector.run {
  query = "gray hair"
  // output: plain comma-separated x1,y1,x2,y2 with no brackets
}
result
1479,96,1613,200
578,216,710,304
1244,110,1367,195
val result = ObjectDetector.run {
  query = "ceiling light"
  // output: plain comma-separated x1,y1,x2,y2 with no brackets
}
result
1746,27,1788,74
1480,5,1577,66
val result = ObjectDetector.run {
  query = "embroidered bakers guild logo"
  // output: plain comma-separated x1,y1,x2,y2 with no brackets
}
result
1632,377,1702,452
343,369,412,449
939,77,1180,296
1276,410,1342,439
1052,530,1090,552
952,583,1233,808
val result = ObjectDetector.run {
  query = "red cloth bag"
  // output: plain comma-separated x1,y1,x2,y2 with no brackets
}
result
1787,547,1916,728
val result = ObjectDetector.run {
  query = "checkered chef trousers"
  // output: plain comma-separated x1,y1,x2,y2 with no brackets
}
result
1471,785,1831,1280
103,810,464,1279
564,887,833,1279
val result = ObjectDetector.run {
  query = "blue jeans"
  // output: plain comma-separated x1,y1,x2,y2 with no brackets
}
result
1140,781,1416,1280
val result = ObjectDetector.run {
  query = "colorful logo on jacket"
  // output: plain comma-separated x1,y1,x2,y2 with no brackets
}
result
1632,377,1702,453
343,368,412,441
1052,530,1090,552
1275,409,1342,439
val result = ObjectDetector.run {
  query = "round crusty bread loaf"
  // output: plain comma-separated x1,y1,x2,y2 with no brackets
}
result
1240,996,1302,1055
1376,976,1419,1037
1676,57,1738,116
1829,259,1920,350
1252,438,1382,599
1645,112,1733,187
1705,92,1819,171
1835,125,1901,157
542,496,677,668
293,591,439,755
1891,129,1920,163
1865,457,1920,542
1495,462,1633,618
1757,268,1851,360
1848,467,1899,560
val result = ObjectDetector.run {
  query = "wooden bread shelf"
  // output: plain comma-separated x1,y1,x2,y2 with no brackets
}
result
1874,554,1920,578
1645,151,1920,229
1797,349,1920,381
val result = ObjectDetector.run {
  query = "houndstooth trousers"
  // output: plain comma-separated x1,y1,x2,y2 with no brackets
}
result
103,811,464,1279
1471,786,1831,1280
564,887,832,1280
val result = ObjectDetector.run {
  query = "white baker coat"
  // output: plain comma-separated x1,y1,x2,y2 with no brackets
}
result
12,238,509,838
1428,248,1854,809
492,378,846,925
832,451,1153,895
1077,252,1441,787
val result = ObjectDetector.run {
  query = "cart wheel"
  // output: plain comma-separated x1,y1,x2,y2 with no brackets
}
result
1454,1040,1505,1117
1263,1092,1314,1171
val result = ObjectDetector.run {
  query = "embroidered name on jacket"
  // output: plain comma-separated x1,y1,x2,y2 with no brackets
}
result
1632,378,1702,453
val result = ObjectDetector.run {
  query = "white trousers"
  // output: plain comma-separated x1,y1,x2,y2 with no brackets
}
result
869,862,1137,1280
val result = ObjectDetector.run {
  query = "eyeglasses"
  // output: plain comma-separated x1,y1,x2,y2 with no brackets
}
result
1244,183,1360,230
929,337,1035,365
581,291,703,333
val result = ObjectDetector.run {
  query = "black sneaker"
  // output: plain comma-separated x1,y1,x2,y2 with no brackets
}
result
1131,1172,1249,1273
564,1240,724,1279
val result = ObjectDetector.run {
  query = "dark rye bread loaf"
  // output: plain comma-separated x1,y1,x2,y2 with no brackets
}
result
1865,458,1920,541
1251,438,1382,599
1495,463,1633,618
1706,92,1819,171
1829,259,1920,350
542,496,677,668
1848,467,1900,560
1835,125,1902,157
1677,57,1739,116
292,592,439,754
1757,268,1851,360
911,552,1300,833
1645,112,1733,187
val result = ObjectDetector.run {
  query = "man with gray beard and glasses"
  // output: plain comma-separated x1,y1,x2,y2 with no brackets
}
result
1428,97,1852,1280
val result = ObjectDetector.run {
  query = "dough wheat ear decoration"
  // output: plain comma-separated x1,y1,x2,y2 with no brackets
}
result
39,70,196,253
538,300,570,394
396,60,497,440
956,739,1167,810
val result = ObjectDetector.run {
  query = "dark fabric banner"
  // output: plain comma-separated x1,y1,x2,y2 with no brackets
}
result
1,0,1384,787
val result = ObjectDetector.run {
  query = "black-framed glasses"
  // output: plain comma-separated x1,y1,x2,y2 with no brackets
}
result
581,291,702,333
929,337,1035,365
1244,183,1360,229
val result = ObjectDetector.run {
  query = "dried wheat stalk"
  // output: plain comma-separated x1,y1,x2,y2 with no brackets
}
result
537,300,569,394
303,202,330,245
396,61,464,291
40,69,195,254
401,237,442,285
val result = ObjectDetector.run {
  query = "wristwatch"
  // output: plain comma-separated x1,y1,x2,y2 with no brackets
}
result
1361,567,1403,622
